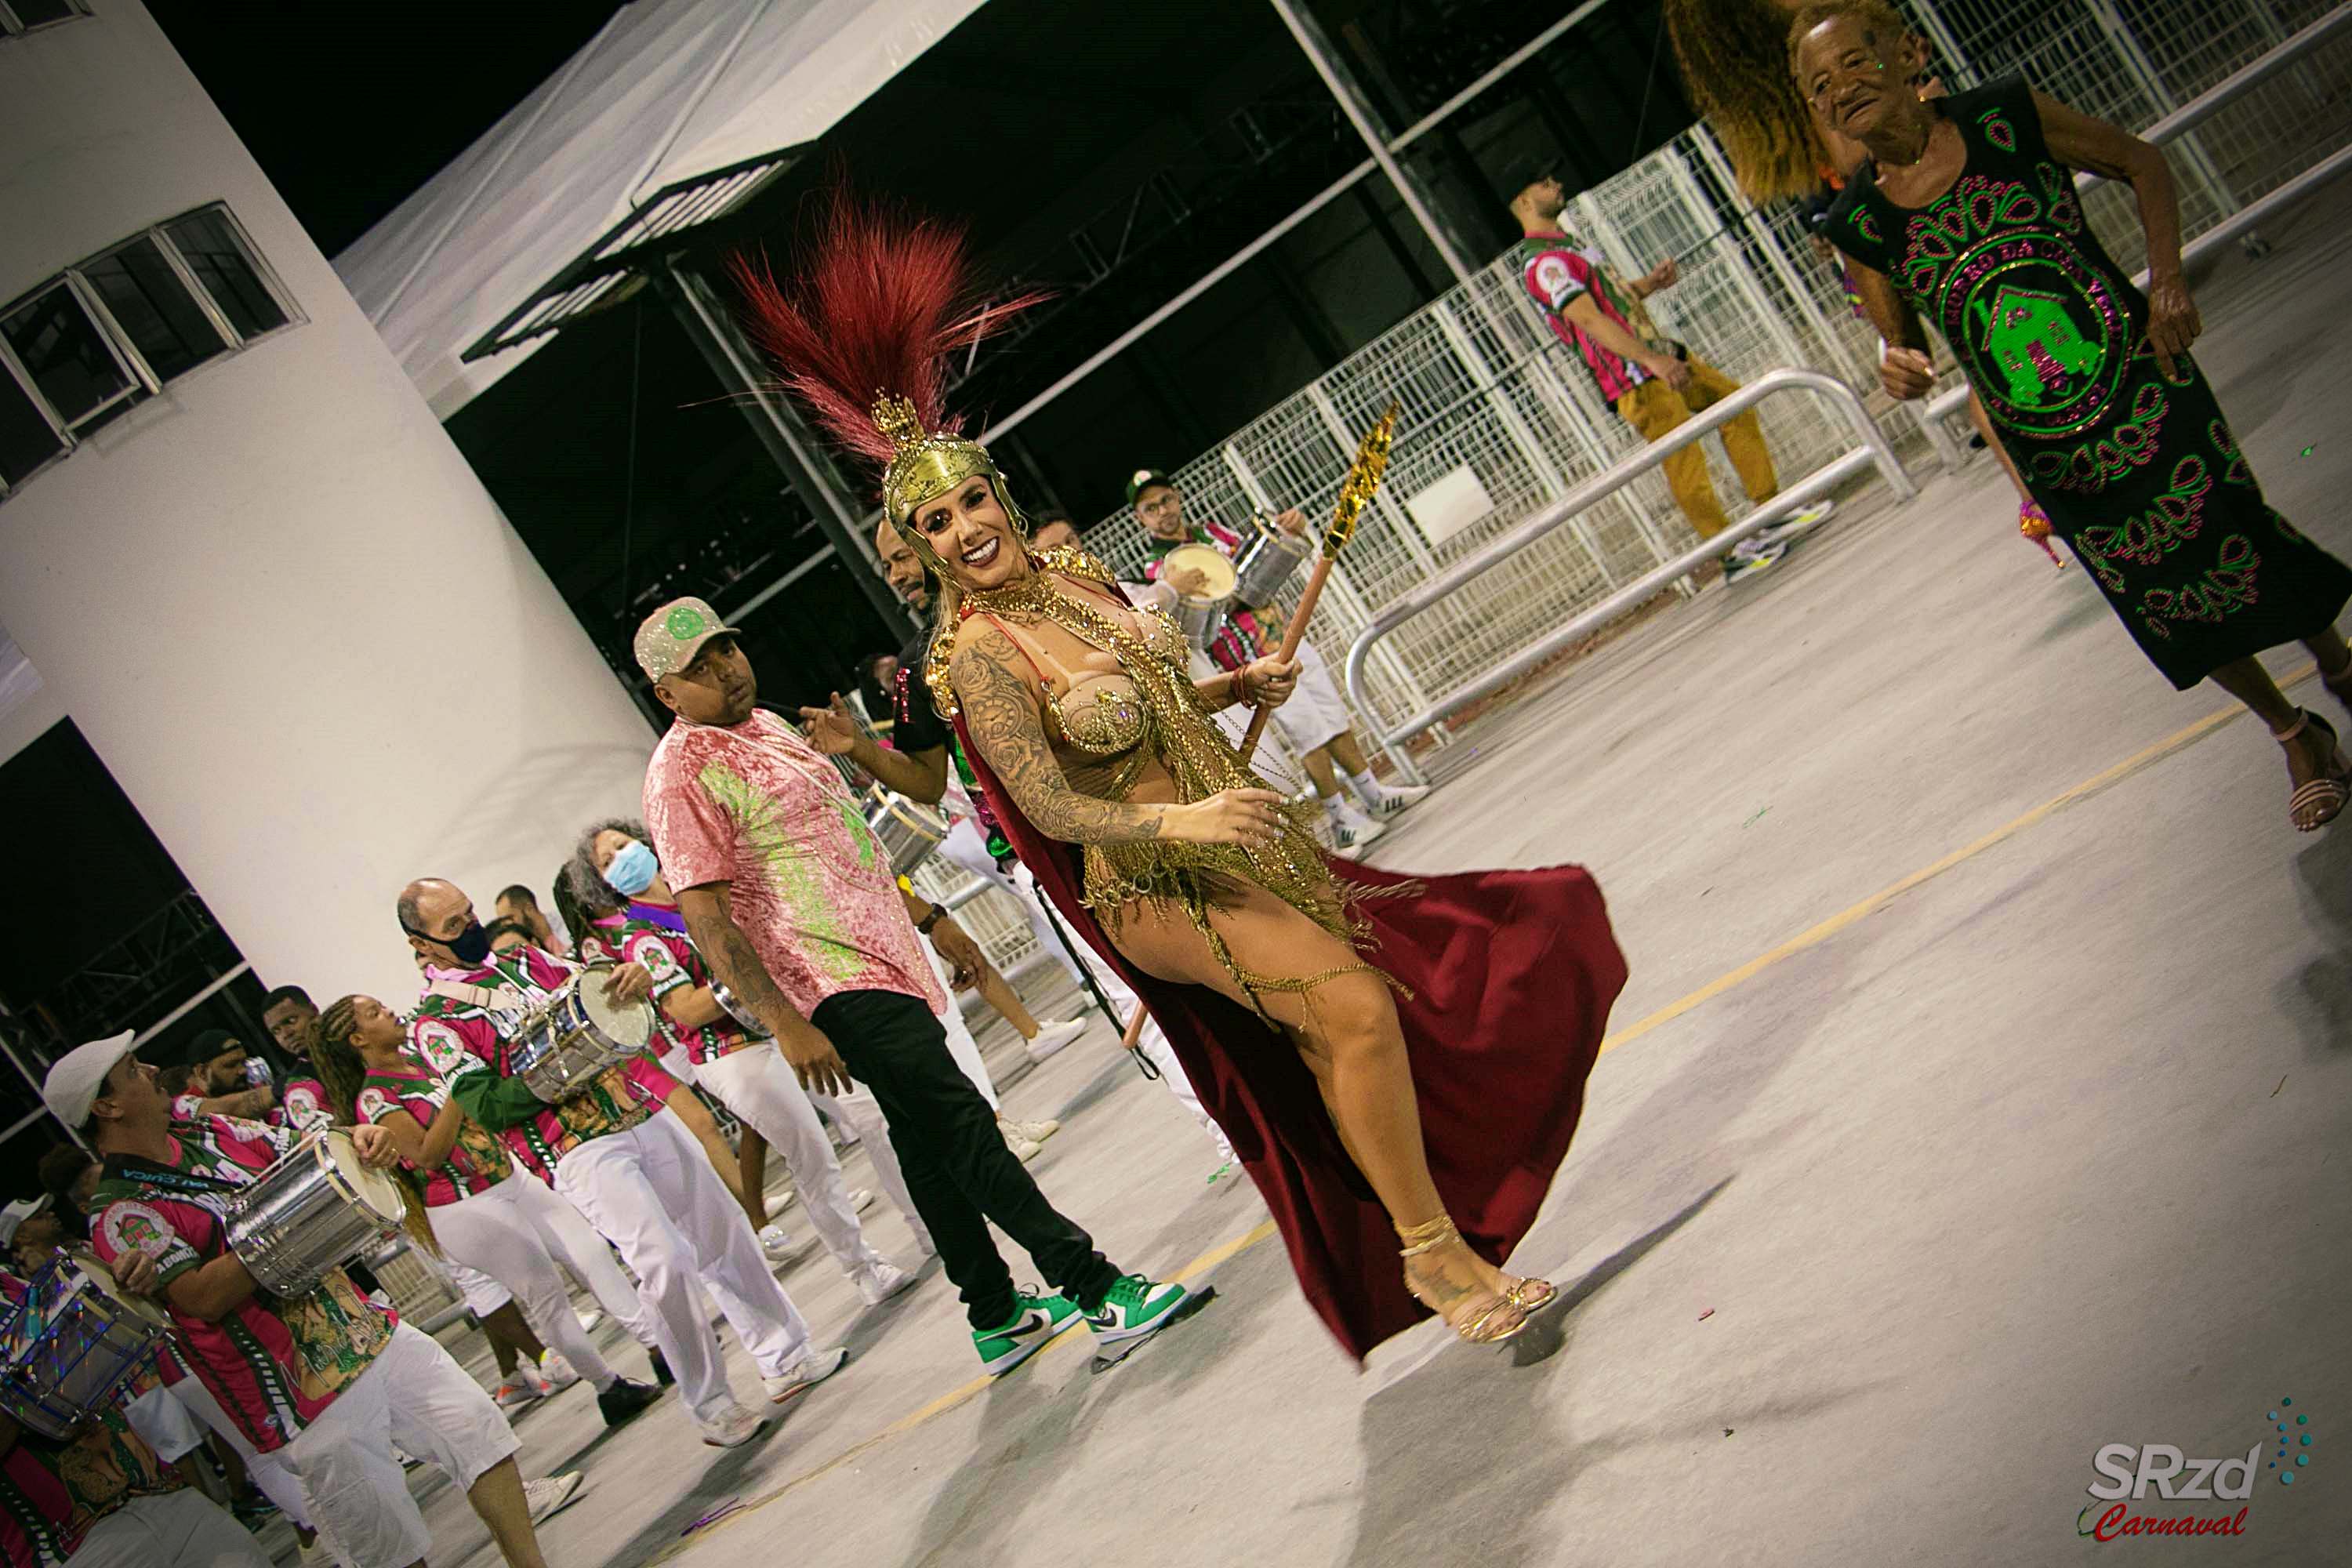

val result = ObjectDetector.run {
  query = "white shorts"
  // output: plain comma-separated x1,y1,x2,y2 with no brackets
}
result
281,1321,519,1568
68,1489,269,1568
1267,641,1353,755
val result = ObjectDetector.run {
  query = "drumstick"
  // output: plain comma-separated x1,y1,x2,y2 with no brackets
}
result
1236,403,1399,764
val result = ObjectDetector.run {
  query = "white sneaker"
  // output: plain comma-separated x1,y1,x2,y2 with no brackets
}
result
764,1345,848,1404
1327,802,1388,857
1008,1116,1061,1143
1363,782,1432,819
575,1309,604,1334
492,1377,545,1410
1025,1018,1084,1062
1754,498,1835,549
537,1351,579,1392
848,1188,875,1214
758,1224,795,1258
524,1472,586,1525
699,1403,770,1447
1004,1130,1044,1162
852,1261,918,1306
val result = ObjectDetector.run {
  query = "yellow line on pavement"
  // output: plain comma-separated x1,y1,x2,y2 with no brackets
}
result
1594,671,2307,1055
652,676,2305,1559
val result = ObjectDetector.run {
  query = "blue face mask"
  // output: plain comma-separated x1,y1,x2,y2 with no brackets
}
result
606,839,660,897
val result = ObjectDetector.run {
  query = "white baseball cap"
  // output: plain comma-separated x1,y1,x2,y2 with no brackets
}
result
0,1194,49,1246
42,1029,140,1131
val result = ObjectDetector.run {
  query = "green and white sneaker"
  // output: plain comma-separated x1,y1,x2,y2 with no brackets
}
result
973,1290,1084,1375
1085,1275,1190,1345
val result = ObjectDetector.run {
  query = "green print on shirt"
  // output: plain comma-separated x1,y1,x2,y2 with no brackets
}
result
698,759,873,985
1969,283,2102,408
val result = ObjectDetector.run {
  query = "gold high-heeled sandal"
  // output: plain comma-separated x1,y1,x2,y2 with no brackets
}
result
1396,1214,1545,1345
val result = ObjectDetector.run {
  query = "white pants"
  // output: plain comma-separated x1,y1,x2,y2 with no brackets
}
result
281,1322,519,1568
554,1114,812,1425
920,938,1000,1110
1269,641,1353,755
123,1383,205,1462
166,1376,311,1531
71,1489,269,1568
432,1177,627,1389
941,815,1232,1162
503,1167,664,1351
695,1044,890,1278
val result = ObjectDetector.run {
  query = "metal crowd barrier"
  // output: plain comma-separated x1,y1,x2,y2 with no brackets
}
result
1343,368,1915,781
1922,5,2352,447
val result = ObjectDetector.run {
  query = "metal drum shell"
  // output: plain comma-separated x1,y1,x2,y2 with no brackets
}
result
226,1131,404,1298
511,966,652,1104
1163,541,1237,651
867,793,947,877
0,1249,169,1439
1230,524,1313,608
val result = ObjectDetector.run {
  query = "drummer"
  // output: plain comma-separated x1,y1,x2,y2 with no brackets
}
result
1127,468,1430,854
0,1257,270,1568
256,985,338,1135
50,1031,561,1568
568,823,916,1307
397,877,847,1450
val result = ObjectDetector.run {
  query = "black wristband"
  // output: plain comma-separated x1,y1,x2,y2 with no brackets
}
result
915,905,945,935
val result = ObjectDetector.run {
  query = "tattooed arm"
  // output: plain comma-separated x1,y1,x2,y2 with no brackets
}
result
951,623,1290,850
676,881,854,1097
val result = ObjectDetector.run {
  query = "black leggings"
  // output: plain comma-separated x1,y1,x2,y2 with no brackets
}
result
813,989,1120,1327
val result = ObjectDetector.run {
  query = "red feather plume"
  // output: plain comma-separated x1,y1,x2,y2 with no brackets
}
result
728,191,1046,469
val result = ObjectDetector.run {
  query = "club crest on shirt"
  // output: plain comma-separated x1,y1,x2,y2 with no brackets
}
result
411,1019,475,1078
354,1087,392,1123
626,935,677,977
1534,254,1573,299
100,1203,173,1257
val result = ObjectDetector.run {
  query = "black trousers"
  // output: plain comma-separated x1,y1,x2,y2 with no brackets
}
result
813,989,1120,1328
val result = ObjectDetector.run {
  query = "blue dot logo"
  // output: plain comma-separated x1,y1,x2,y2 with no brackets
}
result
2266,1397,2316,1488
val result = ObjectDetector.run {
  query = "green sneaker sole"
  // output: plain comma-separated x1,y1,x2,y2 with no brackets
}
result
975,1301,1083,1376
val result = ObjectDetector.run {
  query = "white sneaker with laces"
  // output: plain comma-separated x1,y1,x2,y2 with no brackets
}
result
1001,1115,1061,1144
1004,1129,1044,1162
853,1261,918,1306
1025,1018,1085,1062
537,1351,579,1392
764,1345,848,1404
524,1472,586,1525
1363,782,1431,818
699,1403,770,1448
574,1309,604,1334
1327,800,1388,857
848,1188,875,1214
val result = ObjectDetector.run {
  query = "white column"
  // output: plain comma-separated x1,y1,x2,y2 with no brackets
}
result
0,2,654,1007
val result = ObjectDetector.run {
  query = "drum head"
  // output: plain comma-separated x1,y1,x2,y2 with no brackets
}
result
877,795,947,840
577,969,655,1049
1163,543,1236,604
62,1246,171,1330
319,1131,406,1224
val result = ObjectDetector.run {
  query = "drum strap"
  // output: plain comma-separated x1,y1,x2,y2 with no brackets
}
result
101,1152,245,1203
426,978,532,1013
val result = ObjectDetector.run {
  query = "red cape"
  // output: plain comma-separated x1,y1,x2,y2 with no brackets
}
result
953,716,1628,1359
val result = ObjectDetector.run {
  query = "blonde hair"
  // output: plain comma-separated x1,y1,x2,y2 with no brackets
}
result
1665,0,1832,203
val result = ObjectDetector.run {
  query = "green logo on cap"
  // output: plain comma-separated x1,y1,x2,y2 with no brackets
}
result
666,606,707,641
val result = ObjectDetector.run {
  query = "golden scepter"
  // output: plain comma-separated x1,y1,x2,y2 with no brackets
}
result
1236,401,1399,762
1119,403,1401,1058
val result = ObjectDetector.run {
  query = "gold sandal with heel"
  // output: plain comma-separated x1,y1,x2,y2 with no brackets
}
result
1396,1214,1551,1345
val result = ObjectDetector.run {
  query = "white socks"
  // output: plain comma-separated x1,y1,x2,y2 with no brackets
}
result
1345,768,1387,808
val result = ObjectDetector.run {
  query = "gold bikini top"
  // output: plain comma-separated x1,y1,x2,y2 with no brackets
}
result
969,581,1188,759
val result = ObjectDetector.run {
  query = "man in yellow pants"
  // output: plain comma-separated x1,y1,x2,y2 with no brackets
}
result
1508,161,1832,582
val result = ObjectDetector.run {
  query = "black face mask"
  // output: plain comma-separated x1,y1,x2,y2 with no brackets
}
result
406,918,492,967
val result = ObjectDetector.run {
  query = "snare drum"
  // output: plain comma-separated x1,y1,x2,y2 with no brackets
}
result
1160,541,1236,650
227,1131,405,1298
510,964,655,1103
0,1248,169,1439
867,793,947,876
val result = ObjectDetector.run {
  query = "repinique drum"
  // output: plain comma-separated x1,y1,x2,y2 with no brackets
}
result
708,981,769,1038
0,1247,169,1439
510,964,655,1103
1160,541,1236,649
1229,514,1313,608
867,793,947,876
227,1130,405,1298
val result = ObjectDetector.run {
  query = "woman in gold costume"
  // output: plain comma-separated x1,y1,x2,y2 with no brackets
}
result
736,203,1628,1356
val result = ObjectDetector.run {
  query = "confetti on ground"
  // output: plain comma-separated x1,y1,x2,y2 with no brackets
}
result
682,1500,743,1537
2273,1075,2288,1098
1741,807,1770,828
1697,1308,1715,1321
